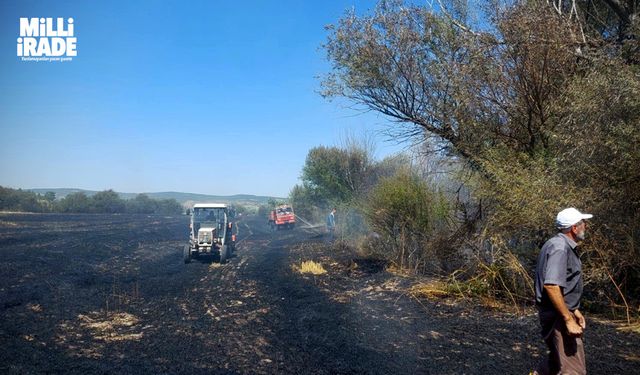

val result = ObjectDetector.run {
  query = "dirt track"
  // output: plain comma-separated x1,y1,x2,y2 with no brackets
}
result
0,213,638,374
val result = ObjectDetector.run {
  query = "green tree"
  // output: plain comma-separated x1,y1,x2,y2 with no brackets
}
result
126,195,182,214
267,198,286,208
155,199,183,215
289,184,318,220
91,190,125,213
234,204,248,215
301,145,372,206
0,186,19,210
257,204,270,218
323,1,583,162
57,192,91,213
127,194,157,214
43,191,56,203
293,142,408,225
0,187,48,212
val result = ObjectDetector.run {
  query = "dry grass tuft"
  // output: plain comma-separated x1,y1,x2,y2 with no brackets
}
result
27,303,43,312
385,264,412,277
617,321,640,334
296,260,327,275
410,281,451,299
77,312,143,342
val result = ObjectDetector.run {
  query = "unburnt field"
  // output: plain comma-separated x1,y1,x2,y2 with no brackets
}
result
0,213,638,374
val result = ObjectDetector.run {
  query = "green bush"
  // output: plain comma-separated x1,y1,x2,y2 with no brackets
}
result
0,186,50,212
363,170,451,273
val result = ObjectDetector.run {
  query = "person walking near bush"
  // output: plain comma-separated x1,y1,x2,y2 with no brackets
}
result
326,207,336,242
533,208,593,375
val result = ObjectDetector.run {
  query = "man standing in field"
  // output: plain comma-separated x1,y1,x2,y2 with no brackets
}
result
326,207,336,242
534,207,593,375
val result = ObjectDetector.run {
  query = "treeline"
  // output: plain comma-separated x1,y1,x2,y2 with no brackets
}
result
0,186,183,215
310,0,640,317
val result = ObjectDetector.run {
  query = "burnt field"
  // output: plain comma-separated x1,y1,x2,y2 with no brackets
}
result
0,213,638,374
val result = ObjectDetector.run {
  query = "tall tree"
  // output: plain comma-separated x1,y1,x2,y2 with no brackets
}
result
323,1,581,163
301,145,372,206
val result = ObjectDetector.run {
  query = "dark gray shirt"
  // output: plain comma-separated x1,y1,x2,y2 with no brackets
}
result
535,233,583,311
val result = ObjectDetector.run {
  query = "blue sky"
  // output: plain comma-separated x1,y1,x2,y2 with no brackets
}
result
0,0,409,197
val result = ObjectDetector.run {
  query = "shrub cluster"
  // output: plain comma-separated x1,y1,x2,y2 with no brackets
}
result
0,186,183,215
363,170,451,273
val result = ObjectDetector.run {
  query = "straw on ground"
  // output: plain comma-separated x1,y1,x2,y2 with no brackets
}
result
298,260,326,275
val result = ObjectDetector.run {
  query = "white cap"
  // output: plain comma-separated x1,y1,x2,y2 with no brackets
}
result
556,208,593,229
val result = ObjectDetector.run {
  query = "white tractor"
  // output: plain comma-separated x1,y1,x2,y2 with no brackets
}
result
184,203,236,264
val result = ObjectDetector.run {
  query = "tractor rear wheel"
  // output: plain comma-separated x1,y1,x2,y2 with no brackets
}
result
183,245,191,264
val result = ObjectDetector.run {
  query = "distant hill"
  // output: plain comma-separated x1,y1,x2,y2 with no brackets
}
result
28,188,283,207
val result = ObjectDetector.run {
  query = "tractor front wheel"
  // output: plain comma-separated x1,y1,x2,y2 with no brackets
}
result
220,245,229,264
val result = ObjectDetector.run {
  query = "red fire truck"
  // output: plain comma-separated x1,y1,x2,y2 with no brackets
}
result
268,204,296,230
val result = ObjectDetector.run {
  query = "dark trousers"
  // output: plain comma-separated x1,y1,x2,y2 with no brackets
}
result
326,226,335,242
536,310,586,375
